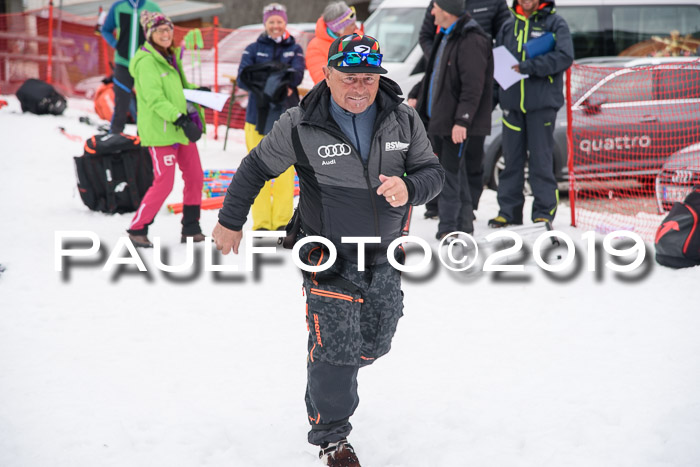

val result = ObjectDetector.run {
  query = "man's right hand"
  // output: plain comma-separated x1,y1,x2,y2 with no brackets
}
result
212,222,243,255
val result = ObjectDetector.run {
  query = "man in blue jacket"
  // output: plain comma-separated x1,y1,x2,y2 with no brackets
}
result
490,0,573,227
101,0,162,134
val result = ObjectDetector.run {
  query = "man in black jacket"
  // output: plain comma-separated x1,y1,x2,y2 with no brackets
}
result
416,0,493,238
489,0,573,227
412,0,509,220
419,0,510,53
212,34,444,467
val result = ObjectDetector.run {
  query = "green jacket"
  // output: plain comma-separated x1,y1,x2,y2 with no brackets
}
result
101,0,161,67
129,42,205,146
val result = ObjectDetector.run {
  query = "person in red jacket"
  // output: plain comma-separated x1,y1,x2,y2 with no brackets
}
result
305,2,359,84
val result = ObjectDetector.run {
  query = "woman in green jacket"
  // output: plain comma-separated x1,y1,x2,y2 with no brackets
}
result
126,11,207,247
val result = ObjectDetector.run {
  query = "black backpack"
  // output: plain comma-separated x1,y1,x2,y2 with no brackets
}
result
16,78,67,115
655,186,700,268
74,133,153,214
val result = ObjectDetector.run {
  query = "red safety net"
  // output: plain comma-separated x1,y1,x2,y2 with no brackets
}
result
567,59,700,241
0,6,314,133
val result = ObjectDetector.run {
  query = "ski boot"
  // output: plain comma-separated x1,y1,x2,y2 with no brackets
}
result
319,438,361,467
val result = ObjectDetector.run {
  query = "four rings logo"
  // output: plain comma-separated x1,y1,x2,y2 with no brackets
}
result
671,170,694,184
317,144,352,158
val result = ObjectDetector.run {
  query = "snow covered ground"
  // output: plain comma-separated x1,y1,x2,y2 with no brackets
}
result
1,96,699,467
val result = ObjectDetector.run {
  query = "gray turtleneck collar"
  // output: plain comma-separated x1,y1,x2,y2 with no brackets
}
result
329,97,377,164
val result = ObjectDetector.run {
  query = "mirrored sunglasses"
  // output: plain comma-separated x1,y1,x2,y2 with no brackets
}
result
328,52,383,67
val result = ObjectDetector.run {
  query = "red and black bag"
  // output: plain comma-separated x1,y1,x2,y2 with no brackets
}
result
655,186,700,268
74,133,153,214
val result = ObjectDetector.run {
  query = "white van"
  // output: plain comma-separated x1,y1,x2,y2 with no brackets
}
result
362,0,700,94
362,0,433,94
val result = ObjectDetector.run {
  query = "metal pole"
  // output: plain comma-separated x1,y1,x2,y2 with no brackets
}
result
213,16,219,140
566,66,576,227
47,0,54,83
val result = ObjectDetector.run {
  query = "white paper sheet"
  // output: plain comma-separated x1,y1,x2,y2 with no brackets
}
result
183,89,230,112
493,45,529,91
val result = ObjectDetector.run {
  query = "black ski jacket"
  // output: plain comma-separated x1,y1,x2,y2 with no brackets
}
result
218,78,445,265
416,14,494,137
418,0,510,57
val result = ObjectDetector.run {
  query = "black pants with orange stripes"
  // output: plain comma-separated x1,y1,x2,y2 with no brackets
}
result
301,245,404,446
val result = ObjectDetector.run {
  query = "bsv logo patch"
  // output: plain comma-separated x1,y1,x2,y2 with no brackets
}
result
385,141,410,151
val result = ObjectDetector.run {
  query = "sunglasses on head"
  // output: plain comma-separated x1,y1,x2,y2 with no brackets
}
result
328,52,383,67
263,3,287,13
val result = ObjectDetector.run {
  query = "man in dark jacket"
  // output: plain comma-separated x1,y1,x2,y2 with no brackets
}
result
412,0,508,220
489,0,573,227
212,34,444,467
416,0,493,237
419,0,509,54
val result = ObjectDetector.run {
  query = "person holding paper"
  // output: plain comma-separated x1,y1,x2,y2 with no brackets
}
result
489,0,573,228
415,0,493,239
125,11,207,247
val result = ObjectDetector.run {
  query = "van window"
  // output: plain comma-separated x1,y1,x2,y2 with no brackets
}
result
558,4,700,59
363,7,425,62
560,7,603,59
612,6,700,55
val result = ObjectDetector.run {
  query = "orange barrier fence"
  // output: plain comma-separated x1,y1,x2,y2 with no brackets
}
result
0,7,302,135
566,60,700,241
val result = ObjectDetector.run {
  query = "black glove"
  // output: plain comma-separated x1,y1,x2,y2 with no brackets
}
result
174,114,202,143
196,86,211,92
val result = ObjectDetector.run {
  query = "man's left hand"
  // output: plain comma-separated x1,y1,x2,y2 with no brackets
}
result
451,124,467,144
377,174,408,207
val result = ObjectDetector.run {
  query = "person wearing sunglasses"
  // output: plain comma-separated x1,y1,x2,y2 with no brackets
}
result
414,0,494,240
213,34,444,467
237,2,305,232
306,2,360,84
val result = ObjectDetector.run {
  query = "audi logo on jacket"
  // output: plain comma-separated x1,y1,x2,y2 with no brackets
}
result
218,78,445,265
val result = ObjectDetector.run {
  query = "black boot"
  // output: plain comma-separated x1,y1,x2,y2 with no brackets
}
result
181,204,205,243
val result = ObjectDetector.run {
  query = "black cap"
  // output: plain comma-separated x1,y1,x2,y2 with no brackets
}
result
435,0,466,17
